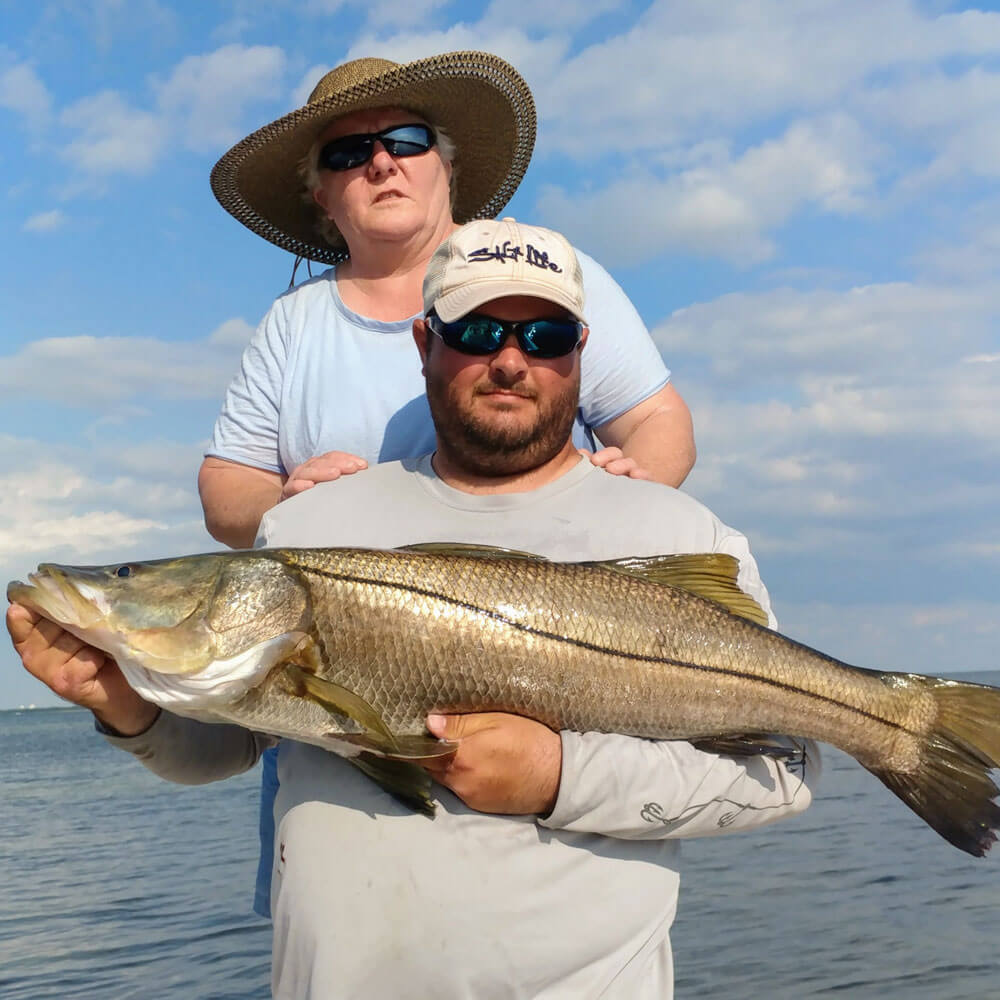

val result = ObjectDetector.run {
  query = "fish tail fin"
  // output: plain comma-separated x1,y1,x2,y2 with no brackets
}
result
868,676,1000,857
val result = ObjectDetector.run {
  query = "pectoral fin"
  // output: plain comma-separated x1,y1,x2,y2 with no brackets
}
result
335,732,460,761
280,661,399,751
589,553,769,627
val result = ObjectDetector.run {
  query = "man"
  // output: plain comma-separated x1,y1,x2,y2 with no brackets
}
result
8,219,816,1000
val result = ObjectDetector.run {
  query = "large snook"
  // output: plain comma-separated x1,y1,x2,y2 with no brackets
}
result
9,545,1000,856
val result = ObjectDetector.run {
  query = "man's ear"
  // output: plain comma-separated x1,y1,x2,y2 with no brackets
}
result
578,325,589,353
413,318,431,373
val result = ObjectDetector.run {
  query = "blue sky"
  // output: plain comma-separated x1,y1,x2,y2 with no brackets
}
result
2,0,999,708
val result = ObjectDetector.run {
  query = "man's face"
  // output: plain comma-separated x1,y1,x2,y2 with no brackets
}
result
311,107,453,249
417,296,588,478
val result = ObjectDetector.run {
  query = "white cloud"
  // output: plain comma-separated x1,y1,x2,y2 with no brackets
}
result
657,282,996,377
50,44,286,180
863,68,1000,186
654,279,1000,562
479,0,620,32
0,511,168,560
0,62,51,121
774,600,1000,676
22,209,67,232
153,44,287,152
292,64,332,110
59,91,164,175
53,0,179,53
304,0,451,28
539,115,874,265
0,432,216,596
344,27,569,95
538,0,1000,153
918,213,1000,279
0,318,253,407
207,317,255,347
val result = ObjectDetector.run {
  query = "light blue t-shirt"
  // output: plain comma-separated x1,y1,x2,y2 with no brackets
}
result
207,250,670,474
208,251,672,918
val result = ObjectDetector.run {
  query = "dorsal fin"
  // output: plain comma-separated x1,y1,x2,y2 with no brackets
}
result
587,552,769,627
395,542,549,561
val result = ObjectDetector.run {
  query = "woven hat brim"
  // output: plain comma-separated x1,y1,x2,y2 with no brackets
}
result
210,51,536,264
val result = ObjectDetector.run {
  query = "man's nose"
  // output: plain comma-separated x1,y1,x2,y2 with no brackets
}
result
489,334,529,380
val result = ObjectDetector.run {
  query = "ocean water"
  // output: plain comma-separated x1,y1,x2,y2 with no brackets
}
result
3,674,1000,999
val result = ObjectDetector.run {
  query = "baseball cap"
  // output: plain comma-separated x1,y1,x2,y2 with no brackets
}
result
423,217,586,323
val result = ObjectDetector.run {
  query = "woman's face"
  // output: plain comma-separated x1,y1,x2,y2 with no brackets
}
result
311,107,454,253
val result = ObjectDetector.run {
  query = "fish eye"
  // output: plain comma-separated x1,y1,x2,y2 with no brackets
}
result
116,565,132,578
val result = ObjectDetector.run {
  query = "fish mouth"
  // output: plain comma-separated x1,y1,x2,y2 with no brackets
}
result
6,565,106,630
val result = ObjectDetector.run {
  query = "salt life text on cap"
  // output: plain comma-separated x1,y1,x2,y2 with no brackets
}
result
423,217,587,323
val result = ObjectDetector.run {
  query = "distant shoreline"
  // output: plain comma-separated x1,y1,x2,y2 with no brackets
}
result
2,704,86,714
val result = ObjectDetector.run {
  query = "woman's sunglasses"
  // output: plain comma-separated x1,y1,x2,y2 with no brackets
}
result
317,124,437,172
425,313,583,359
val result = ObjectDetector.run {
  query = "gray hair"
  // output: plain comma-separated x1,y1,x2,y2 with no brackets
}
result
298,118,458,248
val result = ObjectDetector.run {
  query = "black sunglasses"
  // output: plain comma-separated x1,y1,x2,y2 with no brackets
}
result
317,123,437,171
426,312,583,359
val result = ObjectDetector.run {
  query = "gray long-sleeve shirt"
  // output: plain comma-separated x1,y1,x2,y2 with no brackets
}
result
107,458,819,999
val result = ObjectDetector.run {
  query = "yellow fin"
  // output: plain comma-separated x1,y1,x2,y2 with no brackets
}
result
396,542,549,561
589,552,769,627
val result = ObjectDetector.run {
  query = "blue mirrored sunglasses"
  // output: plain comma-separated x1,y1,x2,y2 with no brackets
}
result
317,123,437,171
426,313,583,359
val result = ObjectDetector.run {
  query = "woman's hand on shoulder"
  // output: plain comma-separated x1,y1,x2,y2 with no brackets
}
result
281,451,369,500
580,446,652,480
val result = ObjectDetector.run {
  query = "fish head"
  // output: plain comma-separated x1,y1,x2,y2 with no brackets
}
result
7,552,311,677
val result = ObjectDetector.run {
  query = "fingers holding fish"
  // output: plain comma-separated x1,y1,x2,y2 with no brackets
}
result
5,602,159,735
423,711,563,816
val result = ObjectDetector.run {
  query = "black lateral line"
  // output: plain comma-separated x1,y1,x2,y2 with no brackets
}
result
297,562,909,735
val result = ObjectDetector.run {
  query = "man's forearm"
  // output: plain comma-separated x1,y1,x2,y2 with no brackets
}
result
198,458,284,549
102,710,275,785
541,732,819,840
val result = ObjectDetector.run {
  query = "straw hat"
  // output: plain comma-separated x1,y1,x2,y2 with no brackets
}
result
210,51,536,265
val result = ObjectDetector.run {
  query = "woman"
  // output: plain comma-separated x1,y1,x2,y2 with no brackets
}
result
199,51,695,549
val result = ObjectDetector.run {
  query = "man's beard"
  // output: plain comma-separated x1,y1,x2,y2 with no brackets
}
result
426,369,580,478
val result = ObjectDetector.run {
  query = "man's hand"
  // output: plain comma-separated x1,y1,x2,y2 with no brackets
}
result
281,450,369,500
6,603,159,736
422,712,562,815
581,446,652,480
